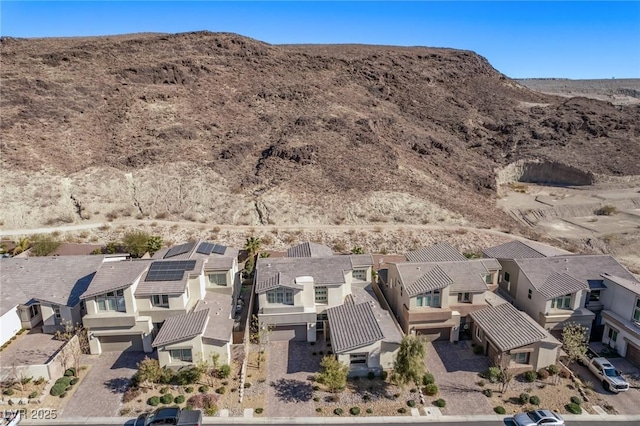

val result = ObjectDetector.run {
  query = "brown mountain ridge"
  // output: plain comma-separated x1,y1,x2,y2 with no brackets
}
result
1,31,639,231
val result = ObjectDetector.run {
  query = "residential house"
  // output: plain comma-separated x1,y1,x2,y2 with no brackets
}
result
253,242,374,342
0,255,120,345
470,299,561,373
379,243,501,341
81,240,239,367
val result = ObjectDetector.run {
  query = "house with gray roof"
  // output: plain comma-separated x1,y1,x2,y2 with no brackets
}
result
253,244,374,342
379,244,501,341
81,240,239,366
470,299,561,373
405,242,468,263
0,255,114,346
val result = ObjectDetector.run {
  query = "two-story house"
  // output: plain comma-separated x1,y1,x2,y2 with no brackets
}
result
254,242,373,342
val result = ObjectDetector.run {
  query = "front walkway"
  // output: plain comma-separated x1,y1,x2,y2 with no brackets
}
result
425,340,492,415
264,341,318,417
61,351,146,418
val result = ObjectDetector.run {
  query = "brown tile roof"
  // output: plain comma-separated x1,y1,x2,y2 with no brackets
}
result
405,243,467,262
81,260,151,299
286,242,334,258
254,256,352,294
327,302,384,353
152,308,209,347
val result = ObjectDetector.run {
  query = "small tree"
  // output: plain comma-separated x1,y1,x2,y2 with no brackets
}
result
392,335,426,388
561,322,588,366
30,234,61,256
244,236,262,258
351,246,365,254
135,357,163,390
318,355,348,393
122,230,152,258
12,237,30,255
197,353,220,386
250,315,273,368
146,235,163,255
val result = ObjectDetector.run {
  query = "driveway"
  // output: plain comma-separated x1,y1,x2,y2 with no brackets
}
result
425,340,492,415
62,351,146,418
264,341,319,417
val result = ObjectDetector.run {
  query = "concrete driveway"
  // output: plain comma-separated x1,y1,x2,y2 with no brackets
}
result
425,340,492,415
264,341,319,417
62,351,146,418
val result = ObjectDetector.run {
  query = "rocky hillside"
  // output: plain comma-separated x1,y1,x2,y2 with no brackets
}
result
1,32,639,230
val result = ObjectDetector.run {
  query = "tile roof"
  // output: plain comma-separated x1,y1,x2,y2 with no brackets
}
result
601,273,640,295
470,302,552,352
0,256,106,315
195,291,234,342
134,259,204,296
254,256,352,294
405,243,467,262
350,254,374,268
286,242,334,258
537,272,588,299
482,240,570,259
152,239,239,261
349,283,403,345
405,265,453,296
327,302,385,353
152,308,209,347
480,258,502,271
81,260,151,299
396,259,491,296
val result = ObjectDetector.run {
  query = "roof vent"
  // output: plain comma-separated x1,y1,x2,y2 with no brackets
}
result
295,276,314,285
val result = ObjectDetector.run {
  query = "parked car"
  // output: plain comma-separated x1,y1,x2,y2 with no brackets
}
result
135,407,202,426
513,410,564,426
582,352,630,393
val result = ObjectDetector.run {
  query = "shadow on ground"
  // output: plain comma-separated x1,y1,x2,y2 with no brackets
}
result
286,342,323,374
270,378,313,402
432,341,490,373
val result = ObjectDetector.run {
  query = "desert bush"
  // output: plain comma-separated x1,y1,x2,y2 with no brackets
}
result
537,368,550,380
28,391,38,399
435,398,446,408
122,387,141,403
3,389,14,396
198,385,209,393
187,393,218,411
147,396,160,406
70,378,79,385
313,396,320,402
315,407,322,413
529,395,540,405
34,377,45,385
363,394,371,401
547,364,559,375
494,406,506,414
185,386,194,393
422,372,435,385
174,395,185,404
407,399,416,407
595,205,617,216
483,389,493,397
176,367,201,385
483,366,501,383
160,393,174,404
244,383,251,388
397,407,407,414
523,370,537,382
350,406,361,415
64,368,76,377
159,368,175,384
566,402,582,414
255,408,263,414
519,393,530,405
218,364,231,378
334,408,344,416
159,387,169,394
423,383,438,396
366,408,373,414
215,387,227,394
570,396,582,405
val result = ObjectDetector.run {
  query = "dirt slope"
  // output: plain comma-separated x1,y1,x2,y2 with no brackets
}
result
1,32,639,231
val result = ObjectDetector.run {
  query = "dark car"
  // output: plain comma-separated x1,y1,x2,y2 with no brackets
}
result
135,407,181,426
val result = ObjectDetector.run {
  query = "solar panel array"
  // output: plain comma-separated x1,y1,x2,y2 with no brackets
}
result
145,260,197,282
212,244,227,255
164,241,196,259
196,242,215,255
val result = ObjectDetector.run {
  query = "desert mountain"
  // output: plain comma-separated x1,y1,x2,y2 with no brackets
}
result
1,31,639,231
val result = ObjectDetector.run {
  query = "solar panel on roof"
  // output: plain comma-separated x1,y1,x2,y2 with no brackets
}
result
196,242,215,255
212,244,226,255
145,269,186,281
145,260,197,281
164,242,196,259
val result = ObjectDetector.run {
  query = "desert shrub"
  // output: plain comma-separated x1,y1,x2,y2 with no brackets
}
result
34,377,45,385
255,408,263,414
570,396,582,405
410,388,417,393
334,408,344,416
483,389,493,397
187,393,218,411
380,371,388,380
122,387,141,403
64,368,76,377
566,402,582,414
185,386,194,393
216,387,227,394
435,398,446,408
494,406,506,414
529,396,540,405
59,392,67,398
20,376,32,385
218,364,231,379
3,389,14,396
50,384,66,396
519,393,530,405
423,383,439,396
547,364,559,375
70,378,79,385
315,407,322,413
198,385,209,393
243,382,251,388
176,367,201,385
477,379,486,387
483,366,501,383
366,408,373,414
159,387,169,394
160,393,174,404
407,399,416,407
363,394,371,401
312,385,320,391
422,372,435,385
350,406,361,415
28,391,38,399
159,368,174,384
473,344,484,355
397,407,407,414
523,370,537,382
537,368,550,380
147,396,160,406
595,205,617,216
367,371,375,380
559,370,571,379
174,395,185,404
313,396,320,402
65,386,72,391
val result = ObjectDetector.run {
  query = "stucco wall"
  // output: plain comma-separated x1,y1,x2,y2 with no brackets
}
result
0,306,22,346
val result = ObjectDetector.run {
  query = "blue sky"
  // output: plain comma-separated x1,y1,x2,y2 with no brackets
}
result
2,1,639,79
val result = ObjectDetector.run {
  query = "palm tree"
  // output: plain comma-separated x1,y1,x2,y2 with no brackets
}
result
12,237,30,256
244,236,262,258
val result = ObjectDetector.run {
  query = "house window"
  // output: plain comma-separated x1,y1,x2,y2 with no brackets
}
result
266,288,294,305
457,292,471,303
504,272,510,282
589,290,601,303
152,294,169,308
633,298,640,323
96,290,126,312
317,312,328,331
511,352,529,364
551,294,572,310
350,353,367,365
527,289,532,300
52,305,61,324
315,286,328,304
485,274,493,284
475,326,483,340
416,289,440,307
169,348,193,362
608,327,618,342
353,269,367,281
207,273,227,286
29,304,40,318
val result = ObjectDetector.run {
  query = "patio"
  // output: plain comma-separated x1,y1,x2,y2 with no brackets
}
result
0,327,66,367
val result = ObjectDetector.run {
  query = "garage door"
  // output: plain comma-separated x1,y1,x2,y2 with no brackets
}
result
99,335,143,352
626,342,640,367
270,325,307,342
415,327,450,342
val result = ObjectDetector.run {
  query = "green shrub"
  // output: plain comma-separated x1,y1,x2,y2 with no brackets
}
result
523,370,537,382
363,394,371,401
519,393,530,405
407,400,416,407
409,388,417,393
547,364,559,376
3,389,14,396
483,389,493,397
198,385,209,393
147,396,160,406
216,387,227,394
64,368,76,377
313,385,320,391
334,408,344,416
423,383,439,396
56,376,72,387
174,395,185,404
366,408,373,414
350,406,361,415
380,371,388,381
243,382,251,388
570,396,582,405
218,364,231,379
29,391,38,399
367,371,375,380
422,372,435,385
435,398,446,408
566,402,582,414
34,377,45,385
484,366,501,383
255,408,263,414
537,368,550,380
159,368,175,384
529,396,540,405
315,407,322,413
160,393,174,404
313,396,320,402
50,383,66,396
494,406,506,414
185,386,194,393
70,378,79,385
397,407,407,414
59,392,67,398
159,387,169,394
176,367,202,385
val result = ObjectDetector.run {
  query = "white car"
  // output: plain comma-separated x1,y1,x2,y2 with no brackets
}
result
513,410,565,426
